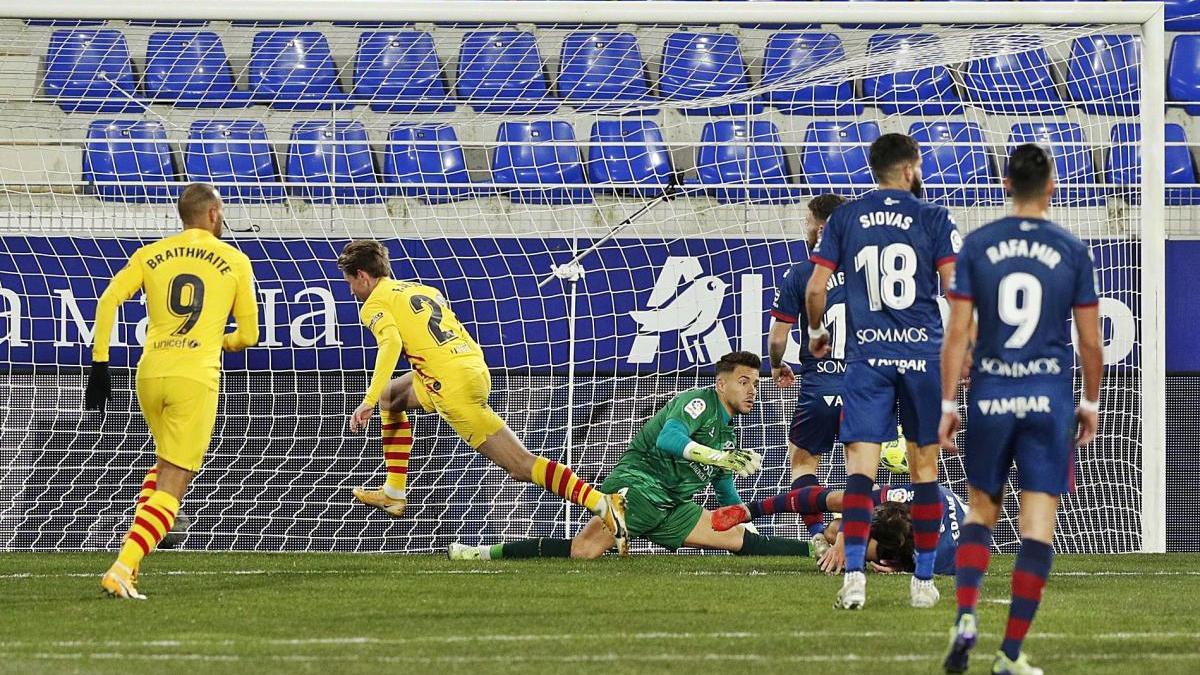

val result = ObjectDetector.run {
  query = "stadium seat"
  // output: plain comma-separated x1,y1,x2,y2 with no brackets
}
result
586,119,673,197
862,34,962,115
1007,123,1101,206
908,121,1001,206
694,120,799,204
1168,35,1200,116
1106,123,1200,205
802,121,881,197
659,32,761,116
1166,0,1200,31
185,120,284,203
761,32,860,116
143,32,253,108
353,31,453,113
249,31,352,110
83,120,178,203
456,30,556,114
962,37,1066,114
557,32,654,112
285,121,381,203
1066,35,1140,116
44,30,143,113
491,121,592,205
382,125,485,203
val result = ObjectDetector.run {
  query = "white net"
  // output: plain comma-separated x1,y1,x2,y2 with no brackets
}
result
0,6,1163,553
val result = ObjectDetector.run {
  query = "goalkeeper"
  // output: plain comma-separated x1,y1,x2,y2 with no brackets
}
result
450,352,815,559
338,241,629,552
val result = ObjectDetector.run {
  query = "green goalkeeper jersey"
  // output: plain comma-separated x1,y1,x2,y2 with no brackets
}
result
608,387,739,508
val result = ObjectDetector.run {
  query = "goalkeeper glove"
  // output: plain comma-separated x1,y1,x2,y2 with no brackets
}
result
84,362,111,411
682,442,764,477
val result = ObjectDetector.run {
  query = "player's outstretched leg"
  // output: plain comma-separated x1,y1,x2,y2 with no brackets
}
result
450,518,614,560
712,486,836,532
352,409,413,517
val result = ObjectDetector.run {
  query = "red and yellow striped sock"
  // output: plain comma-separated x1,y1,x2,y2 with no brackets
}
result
116,490,179,571
382,410,412,496
531,456,603,514
122,467,159,545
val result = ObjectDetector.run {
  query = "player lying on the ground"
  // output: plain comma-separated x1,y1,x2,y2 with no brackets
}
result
87,183,259,599
447,352,827,560
939,144,1102,675
710,482,965,576
336,241,630,552
768,193,848,539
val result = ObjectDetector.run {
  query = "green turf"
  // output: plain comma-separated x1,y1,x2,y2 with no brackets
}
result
1,552,1198,674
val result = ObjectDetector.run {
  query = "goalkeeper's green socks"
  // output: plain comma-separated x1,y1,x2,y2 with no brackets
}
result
735,531,812,557
487,538,573,559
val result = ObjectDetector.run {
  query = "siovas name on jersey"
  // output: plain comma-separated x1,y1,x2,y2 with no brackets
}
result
859,211,913,230
977,395,1052,418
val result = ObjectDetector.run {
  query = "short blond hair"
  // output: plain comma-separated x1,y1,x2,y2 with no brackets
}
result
337,240,391,278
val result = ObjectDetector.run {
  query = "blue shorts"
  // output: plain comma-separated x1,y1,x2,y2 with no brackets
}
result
840,359,941,447
964,378,1077,496
789,388,842,455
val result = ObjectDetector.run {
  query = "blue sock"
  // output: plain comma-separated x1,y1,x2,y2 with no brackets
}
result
911,481,943,581
841,473,874,573
1001,538,1053,661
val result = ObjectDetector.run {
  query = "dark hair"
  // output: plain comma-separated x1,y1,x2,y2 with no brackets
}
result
868,133,921,179
715,351,762,375
808,193,847,222
337,240,392,278
1007,143,1054,200
871,501,916,572
177,182,221,225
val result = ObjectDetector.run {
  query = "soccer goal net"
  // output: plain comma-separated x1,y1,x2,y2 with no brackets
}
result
0,1,1167,555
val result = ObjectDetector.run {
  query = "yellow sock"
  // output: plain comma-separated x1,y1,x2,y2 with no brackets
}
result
116,490,179,571
136,467,158,507
381,411,412,495
530,456,604,514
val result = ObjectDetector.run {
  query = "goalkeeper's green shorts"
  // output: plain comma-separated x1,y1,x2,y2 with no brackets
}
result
600,474,702,551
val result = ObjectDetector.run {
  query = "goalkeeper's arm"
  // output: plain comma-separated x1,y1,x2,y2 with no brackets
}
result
655,419,762,477
86,255,144,410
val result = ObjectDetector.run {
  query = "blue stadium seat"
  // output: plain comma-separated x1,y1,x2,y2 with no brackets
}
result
908,122,1001,206
761,33,860,116
1008,123,1101,206
382,125,485,203
83,120,178,203
457,31,556,114
249,31,351,110
1066,35,1140,116
962,37,1066,114
586,119,672,197
491,121,592,205
802,121,881,197
1166,0,1200,31
144,32,253,108
185,120,284,203
1106,123,1200,205
353,31,453,113
862,34,962,115
659,32,760,116
695,120,798,204
285,121,381,203
558,32,653,112
44,30,143,113
1168,35,1200,116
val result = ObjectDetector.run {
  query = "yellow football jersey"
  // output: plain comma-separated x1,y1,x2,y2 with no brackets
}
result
359,279,485,403
92,228,258,389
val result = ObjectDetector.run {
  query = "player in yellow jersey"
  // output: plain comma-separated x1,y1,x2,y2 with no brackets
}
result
86,183,259,599
337,241,631,553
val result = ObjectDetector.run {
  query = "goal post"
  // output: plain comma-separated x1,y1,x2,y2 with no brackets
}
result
0,1,1169,554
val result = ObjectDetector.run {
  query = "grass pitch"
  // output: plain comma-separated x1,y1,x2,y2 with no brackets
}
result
0,552,1197,674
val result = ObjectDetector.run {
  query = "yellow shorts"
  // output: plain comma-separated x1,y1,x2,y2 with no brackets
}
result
136,375,218,473
412,364,505,449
